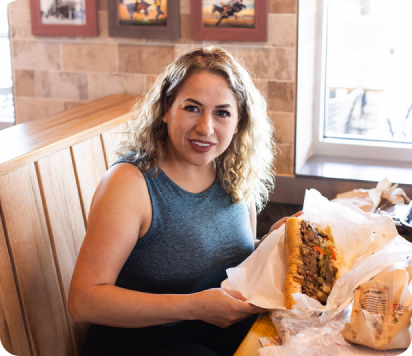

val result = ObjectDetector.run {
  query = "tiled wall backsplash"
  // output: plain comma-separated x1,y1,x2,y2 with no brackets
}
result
8,0,298,175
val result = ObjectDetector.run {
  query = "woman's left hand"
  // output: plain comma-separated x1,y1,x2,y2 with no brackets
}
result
267,211,304,235
256,211,304,248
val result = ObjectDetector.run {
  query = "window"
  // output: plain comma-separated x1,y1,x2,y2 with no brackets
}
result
0,1,14,130
326,0,412,144
296,0,412,175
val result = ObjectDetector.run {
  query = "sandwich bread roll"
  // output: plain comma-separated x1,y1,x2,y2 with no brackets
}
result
284,217,339,309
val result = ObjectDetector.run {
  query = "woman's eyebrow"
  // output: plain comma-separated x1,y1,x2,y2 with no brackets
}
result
215,104,232,109
183,99,233,109
184,98,203,106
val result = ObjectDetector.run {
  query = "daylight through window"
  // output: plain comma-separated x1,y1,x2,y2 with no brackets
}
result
325,0,412,144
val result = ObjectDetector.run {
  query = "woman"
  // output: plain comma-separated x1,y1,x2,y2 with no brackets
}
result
69,46,297,356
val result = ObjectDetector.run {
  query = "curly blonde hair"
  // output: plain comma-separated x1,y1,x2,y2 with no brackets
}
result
116,46,276,212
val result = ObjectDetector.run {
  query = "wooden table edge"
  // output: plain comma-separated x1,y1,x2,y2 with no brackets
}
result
234,313,277,356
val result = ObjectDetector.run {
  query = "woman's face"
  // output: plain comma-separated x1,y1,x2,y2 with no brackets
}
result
163,71,239,169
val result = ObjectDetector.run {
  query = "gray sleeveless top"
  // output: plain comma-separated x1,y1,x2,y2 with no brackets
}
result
112,154,254,295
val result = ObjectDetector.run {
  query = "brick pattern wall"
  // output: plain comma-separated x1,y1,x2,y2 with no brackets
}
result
8,0,297,174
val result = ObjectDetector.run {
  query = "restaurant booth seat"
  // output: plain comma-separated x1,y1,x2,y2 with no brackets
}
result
0,94,135,356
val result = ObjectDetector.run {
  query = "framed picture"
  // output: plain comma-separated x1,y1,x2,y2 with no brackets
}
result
191,0,268,42
29,0,98,36
108,0,180,40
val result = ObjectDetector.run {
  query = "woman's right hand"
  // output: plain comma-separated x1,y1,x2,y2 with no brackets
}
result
189,288,266,328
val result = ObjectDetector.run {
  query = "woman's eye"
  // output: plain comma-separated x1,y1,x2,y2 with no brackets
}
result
216,110,231,118
184,105,198,113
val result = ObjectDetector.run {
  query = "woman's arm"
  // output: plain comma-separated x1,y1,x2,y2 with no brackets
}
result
68,164,264,328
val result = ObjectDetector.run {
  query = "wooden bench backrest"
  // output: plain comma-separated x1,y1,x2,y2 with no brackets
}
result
0,94,136,356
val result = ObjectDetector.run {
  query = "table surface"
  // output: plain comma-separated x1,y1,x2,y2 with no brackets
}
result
234,313,278,356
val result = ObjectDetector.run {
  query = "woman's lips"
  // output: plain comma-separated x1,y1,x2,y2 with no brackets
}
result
189,140,215,153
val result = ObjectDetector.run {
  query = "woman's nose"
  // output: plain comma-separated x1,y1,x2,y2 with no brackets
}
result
196,111,214,136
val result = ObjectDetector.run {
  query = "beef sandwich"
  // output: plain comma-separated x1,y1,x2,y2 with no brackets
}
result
284,217,339,309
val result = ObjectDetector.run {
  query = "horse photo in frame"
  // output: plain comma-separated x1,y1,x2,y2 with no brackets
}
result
118,0,167,27
29,0,98,36
203,0,254,28
108,0,180,40
191,0,268,42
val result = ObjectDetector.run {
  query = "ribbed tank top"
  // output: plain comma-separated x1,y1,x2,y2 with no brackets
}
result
112,154,254,295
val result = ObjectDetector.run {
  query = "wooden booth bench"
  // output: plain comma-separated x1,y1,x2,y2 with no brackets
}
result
0,94,135,356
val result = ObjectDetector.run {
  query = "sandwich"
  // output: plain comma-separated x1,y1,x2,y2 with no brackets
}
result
284,217,339,309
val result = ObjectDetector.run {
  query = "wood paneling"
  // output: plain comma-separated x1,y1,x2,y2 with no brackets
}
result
101,127,122,169
0,216,31,356
36,149,89,354
0,95,135,178
0,165,73,356
71,136,107,221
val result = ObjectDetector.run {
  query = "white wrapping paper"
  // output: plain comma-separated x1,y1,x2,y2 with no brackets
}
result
221,189,412,316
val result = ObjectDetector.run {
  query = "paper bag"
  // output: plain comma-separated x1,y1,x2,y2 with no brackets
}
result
342,259,412,350
333,177,410,213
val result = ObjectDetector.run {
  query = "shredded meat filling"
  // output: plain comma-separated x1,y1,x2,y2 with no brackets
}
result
296,220,337,305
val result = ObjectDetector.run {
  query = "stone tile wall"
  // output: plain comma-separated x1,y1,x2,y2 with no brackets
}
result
8,0,298,175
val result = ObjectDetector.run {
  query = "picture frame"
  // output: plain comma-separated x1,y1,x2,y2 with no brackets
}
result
191,0,268,42
29,0,98,36
108,0,180,40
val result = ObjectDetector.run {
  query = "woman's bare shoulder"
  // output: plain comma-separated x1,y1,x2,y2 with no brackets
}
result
88,162,152,238
92,163,146,203
101,162,146,186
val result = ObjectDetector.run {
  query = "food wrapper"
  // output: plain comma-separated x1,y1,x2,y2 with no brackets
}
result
332,177,410,213
221,189,412,316
269,307,352,355
342,258,412,350
222,189,412,352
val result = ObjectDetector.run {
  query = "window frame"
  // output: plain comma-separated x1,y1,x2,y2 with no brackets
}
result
297,0,412,170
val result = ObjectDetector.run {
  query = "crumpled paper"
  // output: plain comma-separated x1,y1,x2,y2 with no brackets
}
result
221,189,412,317
332,177,410,213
